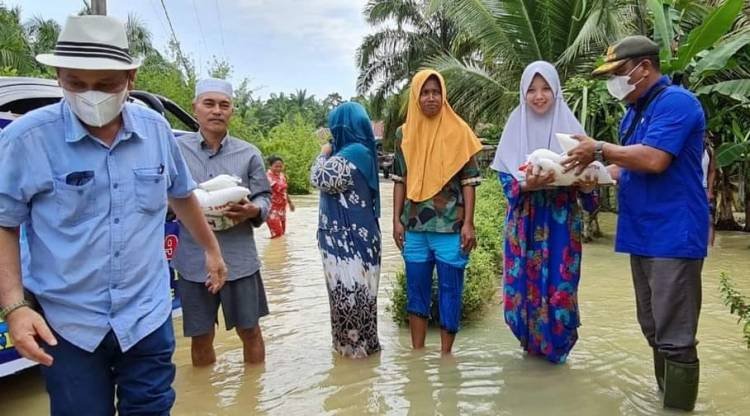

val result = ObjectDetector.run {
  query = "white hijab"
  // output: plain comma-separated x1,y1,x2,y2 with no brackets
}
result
491,61,586,179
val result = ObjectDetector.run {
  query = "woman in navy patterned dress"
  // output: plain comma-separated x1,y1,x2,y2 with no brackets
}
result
310,102,381,358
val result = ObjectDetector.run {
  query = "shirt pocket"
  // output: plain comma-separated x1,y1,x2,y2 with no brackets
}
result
133,167,167,214
54,175,97,226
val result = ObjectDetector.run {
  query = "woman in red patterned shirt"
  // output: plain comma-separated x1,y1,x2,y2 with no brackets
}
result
266,156,295,238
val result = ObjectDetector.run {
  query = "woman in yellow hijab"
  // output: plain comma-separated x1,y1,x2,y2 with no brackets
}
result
391,69,483,354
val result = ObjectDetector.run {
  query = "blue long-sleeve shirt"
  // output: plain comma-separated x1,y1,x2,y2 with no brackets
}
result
0,101,196,352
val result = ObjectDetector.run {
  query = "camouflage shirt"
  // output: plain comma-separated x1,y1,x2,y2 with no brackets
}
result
392,127,481,233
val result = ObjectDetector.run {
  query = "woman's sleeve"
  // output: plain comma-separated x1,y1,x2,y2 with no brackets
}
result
310,154,355,194
459,156,482,187
391,128,406,184
499,172,523,209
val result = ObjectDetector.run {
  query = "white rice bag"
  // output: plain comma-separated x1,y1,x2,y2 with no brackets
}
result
199,174,242,192
194,187,251,215
520,148,614,186
555,133,580,153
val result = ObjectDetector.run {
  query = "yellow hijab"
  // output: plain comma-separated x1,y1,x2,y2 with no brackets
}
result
401,69,483,202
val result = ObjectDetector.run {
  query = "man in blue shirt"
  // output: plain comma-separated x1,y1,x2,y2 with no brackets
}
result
563,36,707,411
0,15,227,415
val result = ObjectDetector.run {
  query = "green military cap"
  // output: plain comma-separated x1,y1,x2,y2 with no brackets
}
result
592,35,660,76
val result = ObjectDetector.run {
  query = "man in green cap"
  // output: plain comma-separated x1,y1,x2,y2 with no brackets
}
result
563,35,708,411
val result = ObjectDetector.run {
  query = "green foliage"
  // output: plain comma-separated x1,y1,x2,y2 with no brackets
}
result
564,76,624,143
715,119,750,168
0,66,18,76
389,270,409,324
670,0,744,73
135,54,195,111
389,177,506,324
0,4,36,74
475,123,502,144
474,177,505,265
462,248,499,320
423,0,633,124
256,115,320,194
693,29,750,75
208,57,232,80
356,0,472,102
646,0,674,62
719,273,750,348
696,79,750,103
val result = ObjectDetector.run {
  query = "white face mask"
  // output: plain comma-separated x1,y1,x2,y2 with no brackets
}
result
63,87,129,127
606,62,645,101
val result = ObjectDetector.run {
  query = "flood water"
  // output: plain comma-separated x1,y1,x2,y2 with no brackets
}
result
2,180,749,415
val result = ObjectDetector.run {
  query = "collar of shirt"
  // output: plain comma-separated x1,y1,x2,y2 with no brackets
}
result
62,99,146,145
629,75,671,110
199,130,229,157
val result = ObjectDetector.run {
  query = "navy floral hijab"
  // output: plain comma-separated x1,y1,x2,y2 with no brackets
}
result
328,102,380,217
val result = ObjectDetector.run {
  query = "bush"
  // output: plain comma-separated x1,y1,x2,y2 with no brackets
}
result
475,123,502,145
719,273,750,348
388,176,507,324
474,176,505,265
257,115,320,194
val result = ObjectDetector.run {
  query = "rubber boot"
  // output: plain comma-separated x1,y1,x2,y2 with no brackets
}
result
653,348,665,391
663,358,699,411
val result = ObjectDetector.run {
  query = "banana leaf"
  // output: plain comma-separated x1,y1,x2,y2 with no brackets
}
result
694,29,750,76
671,0,743,72
696,79,750,103
716,142,749,168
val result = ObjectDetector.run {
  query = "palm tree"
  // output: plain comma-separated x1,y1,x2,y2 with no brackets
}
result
291,89,315,110
0,5,35,75
23,15,60,76
356,0,481,145
25,16,60,56
426,0,635,123
356,0,475,102
126,13,157,58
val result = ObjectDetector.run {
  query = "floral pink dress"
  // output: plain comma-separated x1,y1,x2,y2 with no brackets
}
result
500,172,598,363
266,170,288,238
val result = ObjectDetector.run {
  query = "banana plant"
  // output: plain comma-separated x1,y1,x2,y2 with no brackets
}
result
717,118,750,231
647,0,750,231
716,118,750,169
645,0,749,92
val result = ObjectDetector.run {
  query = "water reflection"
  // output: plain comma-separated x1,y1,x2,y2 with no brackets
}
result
1,182,749,415
400,352,433,415
321,354,387,414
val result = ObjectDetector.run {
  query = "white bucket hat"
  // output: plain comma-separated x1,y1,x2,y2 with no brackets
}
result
36,15,141,70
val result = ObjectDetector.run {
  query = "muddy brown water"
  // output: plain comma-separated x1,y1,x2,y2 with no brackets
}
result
2,181,749,415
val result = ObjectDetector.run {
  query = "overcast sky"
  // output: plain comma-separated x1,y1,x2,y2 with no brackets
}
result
11,0,372,99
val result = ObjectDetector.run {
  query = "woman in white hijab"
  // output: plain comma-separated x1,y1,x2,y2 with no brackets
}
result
491,61,598,363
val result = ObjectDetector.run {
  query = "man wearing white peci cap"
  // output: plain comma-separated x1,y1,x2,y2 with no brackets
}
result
173,78,272,367
0,15,228,415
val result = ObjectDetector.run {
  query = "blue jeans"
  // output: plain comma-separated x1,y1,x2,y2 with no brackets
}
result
41,318,176,416
403,232,468,333
402,232,469,268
